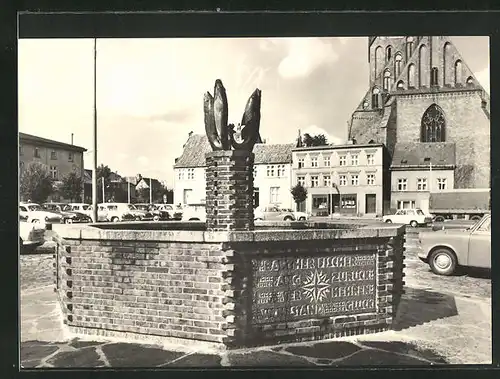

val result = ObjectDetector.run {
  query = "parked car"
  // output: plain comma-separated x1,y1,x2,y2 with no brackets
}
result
155,203,183,220
418,213,491,276
134,203,167,221
97,203,136,222
19,216,45,253
279,208,309,221
66,203,93,219
254,205,296,221
382,208,433,227
124,203,155,221
19,202,62,224
42,203,92,224
181,203,206,222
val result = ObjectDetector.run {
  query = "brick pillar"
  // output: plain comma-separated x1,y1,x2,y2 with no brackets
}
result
205,150,254,231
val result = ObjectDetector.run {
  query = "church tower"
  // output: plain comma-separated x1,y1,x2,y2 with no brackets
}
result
348,36,490,189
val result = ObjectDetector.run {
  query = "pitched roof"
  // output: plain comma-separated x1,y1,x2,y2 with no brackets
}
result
19,132,87,152
391,142,456,168
174,134,294,167
138,177,163,188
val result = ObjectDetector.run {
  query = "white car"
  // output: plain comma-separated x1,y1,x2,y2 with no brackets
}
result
383,208,433,228
19,218,45,252
97,203,136,222
280,208,309,221
19,202,62,224
181,204,206,222
66,203,93,219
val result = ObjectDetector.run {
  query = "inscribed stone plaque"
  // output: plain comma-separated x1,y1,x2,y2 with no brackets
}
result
251,254,377,324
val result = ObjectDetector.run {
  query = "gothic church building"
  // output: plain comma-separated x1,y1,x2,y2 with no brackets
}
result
348,37,490,208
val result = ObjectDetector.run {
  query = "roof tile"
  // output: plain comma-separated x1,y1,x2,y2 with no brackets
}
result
391,142,456,167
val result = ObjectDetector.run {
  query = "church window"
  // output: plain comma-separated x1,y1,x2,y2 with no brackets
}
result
363,101,369,109
419,44,428,87
395,53,402,77
431,67,439,86
408,64,416,88
372,87,380,108
383,70,392,91
375,46,383,77
443,42,451,85
421,104,446,142
466,76,474,86
386,46,392,62
396,80,405,90
406,37,414,59
454,60,463,86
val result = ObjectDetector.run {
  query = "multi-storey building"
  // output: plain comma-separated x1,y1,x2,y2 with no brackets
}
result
348,36,490,205
19,132,87,202
173,134,294,208
292,142,389,216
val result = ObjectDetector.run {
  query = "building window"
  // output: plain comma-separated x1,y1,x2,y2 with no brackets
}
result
68,152,73,162
408,64,416,88
443,42,451,85
49,165,58,180
187,168,195,180
34,147,40,158
367,174,375,185
421,103,446,142
431,67,439,86
311,176,319,187
466,76,474,86
397,200,416,210
310,157,318,167
455,60,463,85
351,174,359,186
386,46,392,62
437,178,447,190
297,176,306,186
253,167,257,178
383,70,391,91
324,156,330,167
298,157,305,168
366,153,375,165
350,154,359,166
178,170,184,180
267,165,275,177
339,155,347,166
375,46,383,76
406,37,414,59
19,145,23,156
397,178,408,191
396,80,405,90
395,53,402,77
50,150,57,160
254,188,260,208
419,44,428,87
339,175,347,186
417,178,428,191
277,165,286,177
372,87,380,108
270,187,280,204
323,175,331,187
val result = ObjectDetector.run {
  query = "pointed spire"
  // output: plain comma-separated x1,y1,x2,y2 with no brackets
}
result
296,129,303,148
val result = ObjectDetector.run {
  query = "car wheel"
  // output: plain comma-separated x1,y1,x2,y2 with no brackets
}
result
284,216,293,221
255,217,263,221
111,217,119,222
299,217,306,221
429,248,457,276
31,219,39,223
410,220,418,228
385,219,392,223
189,218,200,221
153,215,160,222
470,215,482,221
434,216,445,222
64,218,73,224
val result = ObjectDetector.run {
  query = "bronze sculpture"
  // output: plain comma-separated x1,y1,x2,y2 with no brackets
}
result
204,79,262,152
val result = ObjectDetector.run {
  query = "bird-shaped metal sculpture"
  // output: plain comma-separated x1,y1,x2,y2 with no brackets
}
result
204,79,261,152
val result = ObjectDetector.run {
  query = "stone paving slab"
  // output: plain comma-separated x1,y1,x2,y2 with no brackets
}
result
18,284,491,368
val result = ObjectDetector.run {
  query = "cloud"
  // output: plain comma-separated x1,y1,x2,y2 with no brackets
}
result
302,125,344,145
138,156,149,166
474,66,490,94
277,38,339,79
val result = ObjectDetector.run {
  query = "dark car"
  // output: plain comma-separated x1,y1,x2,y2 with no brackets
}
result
134,203,167,221
42,203,92,224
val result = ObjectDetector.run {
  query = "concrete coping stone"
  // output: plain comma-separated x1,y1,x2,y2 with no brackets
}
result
52,222,404,243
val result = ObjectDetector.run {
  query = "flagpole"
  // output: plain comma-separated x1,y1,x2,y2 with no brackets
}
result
149,178,152,204
128,181,130,203
91,37,98,222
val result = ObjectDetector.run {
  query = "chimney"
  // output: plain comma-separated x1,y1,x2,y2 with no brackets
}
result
71,133,74,145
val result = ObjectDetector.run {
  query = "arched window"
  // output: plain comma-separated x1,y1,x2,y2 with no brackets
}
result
431,67,439,86
455,60,463,86
394,53,402,77
408,64,416,88
372,87,380,108
421,104,446,142
406,37,414,59
383,70,391,90
396,80,405,90
386,46,392,62
375,46,383,77
443,42,451,85
363,100,369,109
466,76,474,86
419,44,428,87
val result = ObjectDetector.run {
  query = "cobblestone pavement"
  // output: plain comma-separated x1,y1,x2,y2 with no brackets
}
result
19,240,491,368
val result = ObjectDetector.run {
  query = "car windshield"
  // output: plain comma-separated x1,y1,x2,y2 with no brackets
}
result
127,204,137,210
416,210,424,215
63,205,72,211
28,205,42,211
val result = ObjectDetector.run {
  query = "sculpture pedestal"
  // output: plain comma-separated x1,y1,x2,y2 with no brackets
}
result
205,150,255,231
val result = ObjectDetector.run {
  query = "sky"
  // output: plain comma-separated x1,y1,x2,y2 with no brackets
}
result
18,36,490,187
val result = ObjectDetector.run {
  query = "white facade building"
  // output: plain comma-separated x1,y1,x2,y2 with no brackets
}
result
173,134,294,209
